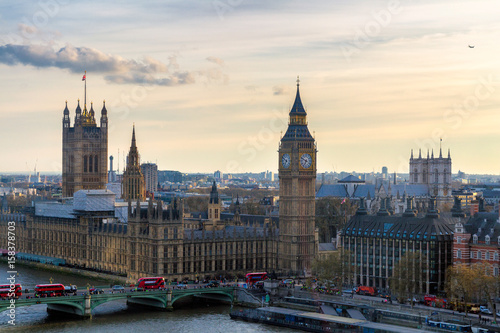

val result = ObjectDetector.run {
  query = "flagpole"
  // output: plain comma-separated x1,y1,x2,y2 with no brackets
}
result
84,70,87,109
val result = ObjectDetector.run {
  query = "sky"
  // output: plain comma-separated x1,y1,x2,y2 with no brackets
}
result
1,0,499,176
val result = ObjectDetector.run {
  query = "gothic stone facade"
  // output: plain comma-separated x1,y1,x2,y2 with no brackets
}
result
0,191,278,283
409,148,452,208
278,79,317,274
62,100,108,197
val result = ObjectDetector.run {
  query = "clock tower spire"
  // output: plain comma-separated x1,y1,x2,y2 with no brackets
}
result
278,77,317,275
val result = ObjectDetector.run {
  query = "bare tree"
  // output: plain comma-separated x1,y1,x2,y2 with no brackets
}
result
389,251,425,307
312,249,353,289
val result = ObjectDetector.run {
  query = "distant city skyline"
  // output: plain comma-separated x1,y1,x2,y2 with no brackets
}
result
1,1,499,175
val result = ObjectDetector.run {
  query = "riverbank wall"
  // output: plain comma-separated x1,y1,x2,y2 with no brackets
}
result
0,257,127,285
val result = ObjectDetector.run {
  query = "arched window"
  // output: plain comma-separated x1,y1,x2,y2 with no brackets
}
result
473,234,478,244
88,155,93,173
435,169,439,183
84,156,88,173
486,235,491,245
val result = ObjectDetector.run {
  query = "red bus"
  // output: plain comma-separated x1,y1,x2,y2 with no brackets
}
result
137,277,165,290
355,286,378,296
245,272,268,285
35,284,65,297
424,294,447,308
0,284,22,299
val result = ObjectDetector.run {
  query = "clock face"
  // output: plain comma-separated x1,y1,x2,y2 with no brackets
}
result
300,153,312,169
281,153,291,168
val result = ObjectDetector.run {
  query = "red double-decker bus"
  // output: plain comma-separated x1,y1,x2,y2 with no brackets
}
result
0,284,22,299
137,277,165,290
245,272,268,285
35,284,65,297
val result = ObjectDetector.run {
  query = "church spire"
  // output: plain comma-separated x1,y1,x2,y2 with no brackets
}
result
281,77,313,142
439,138,443,158
209,180,219,204
290,75,306,116
448,148,451,159
131,124,137,148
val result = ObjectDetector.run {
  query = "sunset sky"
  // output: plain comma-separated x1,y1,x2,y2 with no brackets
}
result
1,0,499,175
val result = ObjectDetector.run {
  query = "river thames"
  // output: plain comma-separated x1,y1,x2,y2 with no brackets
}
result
0,263,297,332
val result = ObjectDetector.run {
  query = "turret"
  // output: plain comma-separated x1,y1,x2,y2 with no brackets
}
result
74,99,82,125
100,100,108,128
63,101,70,129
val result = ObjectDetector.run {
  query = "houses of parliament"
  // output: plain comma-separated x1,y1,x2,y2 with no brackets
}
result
0,80,318,282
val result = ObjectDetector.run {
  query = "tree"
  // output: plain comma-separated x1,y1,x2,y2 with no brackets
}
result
445,263,478,316
312,250,353,289
447,263,500,317
389,251,425,307
315,197,357,243
184,196,208,213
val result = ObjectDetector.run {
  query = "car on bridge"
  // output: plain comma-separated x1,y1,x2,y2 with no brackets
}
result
89,288,104,295
112,285,125,292
64,285,77,295
205,281,219,288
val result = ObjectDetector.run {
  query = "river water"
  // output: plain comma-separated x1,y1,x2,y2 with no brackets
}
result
0,263,297,332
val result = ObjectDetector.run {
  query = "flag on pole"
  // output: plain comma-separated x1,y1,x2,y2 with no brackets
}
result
341,198,346,204
82,74,86,81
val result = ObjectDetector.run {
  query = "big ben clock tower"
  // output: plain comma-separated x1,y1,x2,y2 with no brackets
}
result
278,77,317,275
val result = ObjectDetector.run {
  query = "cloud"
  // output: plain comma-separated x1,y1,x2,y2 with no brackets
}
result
0,43,226,86
206,56,224,66
272,85,289,95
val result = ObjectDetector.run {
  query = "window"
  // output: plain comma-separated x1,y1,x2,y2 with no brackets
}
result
435,169,438,183
457,249,462,259
457,236,461,244
470,251,474,259
473,234,478,244
486,252,490,260
84,156,88,173
478,251,482,260
486,235,491,245
414,169,418,183
94,155,98,173
495,252,499,261
495,267,499,276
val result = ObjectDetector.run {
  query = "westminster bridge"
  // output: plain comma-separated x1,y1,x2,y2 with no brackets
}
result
0,287,248,318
